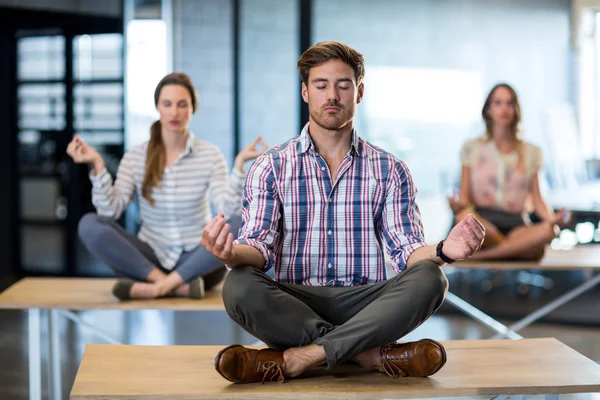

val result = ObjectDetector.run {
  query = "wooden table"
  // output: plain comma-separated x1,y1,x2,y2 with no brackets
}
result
444,244,600,340
5,246,600,400
70,338,600,399
0,278,229,400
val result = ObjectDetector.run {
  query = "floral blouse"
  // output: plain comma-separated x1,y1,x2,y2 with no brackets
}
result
460,137,542,214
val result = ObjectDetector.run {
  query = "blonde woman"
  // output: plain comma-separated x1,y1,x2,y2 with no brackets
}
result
449,83,569,261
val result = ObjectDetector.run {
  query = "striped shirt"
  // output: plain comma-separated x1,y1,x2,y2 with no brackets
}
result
236,124,426,286
90,132,245,270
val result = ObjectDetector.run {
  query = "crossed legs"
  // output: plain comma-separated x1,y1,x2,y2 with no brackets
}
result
220,260,448,379
78,213,237,299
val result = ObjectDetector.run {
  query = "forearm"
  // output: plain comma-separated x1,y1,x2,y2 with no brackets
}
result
90,165,135,219
533,198,555,222
227,244,266,270
530,173,556,223
233,156,245,174
457,191,472,208
92,158,105,176
406,245,444,267
210,171,246,219
91,176,126,219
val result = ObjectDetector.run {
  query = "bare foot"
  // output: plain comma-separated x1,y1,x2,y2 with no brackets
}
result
129,282,160,299
353,346,381,370
173,283,190,297
282,345,326,377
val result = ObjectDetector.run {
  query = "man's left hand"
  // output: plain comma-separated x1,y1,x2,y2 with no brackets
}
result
443,214,486,261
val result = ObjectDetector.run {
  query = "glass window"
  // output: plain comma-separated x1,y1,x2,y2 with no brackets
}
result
74,34,123,81
18,83,66,130
17,35,65,81
125,19,167,149
74,83,123,130
313,0,571,241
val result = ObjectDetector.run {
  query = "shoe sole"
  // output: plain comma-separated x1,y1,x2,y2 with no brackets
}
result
189,277,205,299
214,344,243,383
421,338,447,376
112,279,136,301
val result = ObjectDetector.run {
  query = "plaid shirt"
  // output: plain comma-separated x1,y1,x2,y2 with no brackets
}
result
236,124,426,286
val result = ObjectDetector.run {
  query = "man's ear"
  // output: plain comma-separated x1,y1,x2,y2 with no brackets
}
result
301,82,309,103
356,82,365,104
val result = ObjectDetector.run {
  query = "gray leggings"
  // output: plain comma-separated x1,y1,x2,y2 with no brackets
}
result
78,213,241,288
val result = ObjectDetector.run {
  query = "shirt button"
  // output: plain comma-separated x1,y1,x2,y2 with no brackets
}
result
328,230,332,235
321,166,325,171
328,263,332,269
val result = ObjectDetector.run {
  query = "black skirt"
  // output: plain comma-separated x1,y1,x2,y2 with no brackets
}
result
474,207,526,236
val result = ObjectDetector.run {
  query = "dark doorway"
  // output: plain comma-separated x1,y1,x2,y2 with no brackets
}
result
0,7,124,278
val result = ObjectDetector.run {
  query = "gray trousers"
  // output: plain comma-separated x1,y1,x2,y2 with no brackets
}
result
78,212,241,287
222,260,448,368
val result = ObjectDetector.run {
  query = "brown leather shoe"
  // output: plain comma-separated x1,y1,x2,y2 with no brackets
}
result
379,339,447,378
214,344,285,384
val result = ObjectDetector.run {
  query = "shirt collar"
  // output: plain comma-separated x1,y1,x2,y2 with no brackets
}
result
183,131,195,154
299,122,362,156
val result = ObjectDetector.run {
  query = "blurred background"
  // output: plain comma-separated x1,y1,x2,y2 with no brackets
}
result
1,0,600,301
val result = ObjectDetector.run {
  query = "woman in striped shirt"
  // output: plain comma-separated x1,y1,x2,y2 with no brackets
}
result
67,72,267,300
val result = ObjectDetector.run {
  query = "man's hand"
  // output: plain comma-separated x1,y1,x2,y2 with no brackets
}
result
443,214,485,261
201,214,236,265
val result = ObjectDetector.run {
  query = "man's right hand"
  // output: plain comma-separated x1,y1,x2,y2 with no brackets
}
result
201,214,236,265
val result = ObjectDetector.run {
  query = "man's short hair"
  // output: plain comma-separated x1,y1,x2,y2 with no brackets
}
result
297,41,365,86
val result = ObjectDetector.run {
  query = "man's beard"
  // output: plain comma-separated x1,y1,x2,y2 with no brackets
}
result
309,103,355,131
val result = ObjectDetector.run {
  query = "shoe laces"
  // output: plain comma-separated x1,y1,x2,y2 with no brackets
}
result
380,344,408,378
256,360,285,384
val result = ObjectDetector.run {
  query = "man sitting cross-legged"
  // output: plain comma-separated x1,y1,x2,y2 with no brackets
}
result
201,41,486,384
